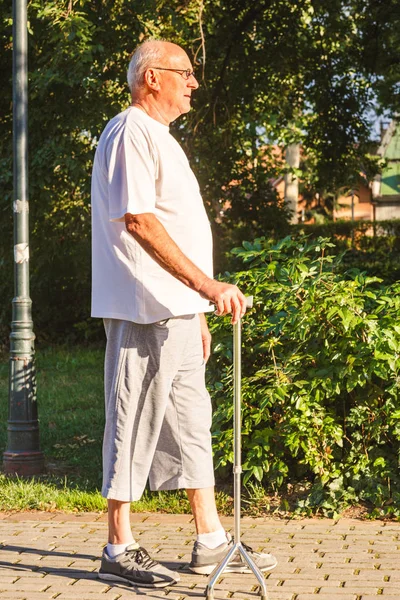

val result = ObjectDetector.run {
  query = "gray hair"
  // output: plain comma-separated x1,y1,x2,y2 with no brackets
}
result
127,40,167,93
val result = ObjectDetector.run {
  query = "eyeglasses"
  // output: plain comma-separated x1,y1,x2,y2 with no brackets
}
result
152,67,196,80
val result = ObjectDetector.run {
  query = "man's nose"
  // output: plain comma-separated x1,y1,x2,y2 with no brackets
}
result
188,74,199,90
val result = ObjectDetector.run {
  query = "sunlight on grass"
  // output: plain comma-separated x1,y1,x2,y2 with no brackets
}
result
0,474,234,514
0,474,107,512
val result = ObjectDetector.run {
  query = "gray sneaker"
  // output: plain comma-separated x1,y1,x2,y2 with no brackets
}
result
189,533,278,575
98,543,180,588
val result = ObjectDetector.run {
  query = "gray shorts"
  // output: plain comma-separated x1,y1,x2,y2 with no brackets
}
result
102,314,215,501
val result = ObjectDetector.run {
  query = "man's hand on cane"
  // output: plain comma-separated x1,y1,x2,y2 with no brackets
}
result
198,278,247,325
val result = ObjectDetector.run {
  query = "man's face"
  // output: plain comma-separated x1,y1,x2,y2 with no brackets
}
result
153,46,199,122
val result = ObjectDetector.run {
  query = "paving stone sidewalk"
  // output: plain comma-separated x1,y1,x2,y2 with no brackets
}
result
0,512,399,600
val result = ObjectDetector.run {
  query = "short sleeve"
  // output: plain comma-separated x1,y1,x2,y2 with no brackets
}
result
107,126,157,222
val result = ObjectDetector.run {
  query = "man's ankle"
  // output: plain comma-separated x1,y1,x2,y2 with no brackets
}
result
106,539,136,558
196,528,227,549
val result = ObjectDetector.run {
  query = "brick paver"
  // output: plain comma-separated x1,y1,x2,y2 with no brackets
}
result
0,513,399,599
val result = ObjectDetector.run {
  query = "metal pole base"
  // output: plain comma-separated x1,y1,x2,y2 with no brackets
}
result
3,451,44,476
205,541,269,600
4,351,44,476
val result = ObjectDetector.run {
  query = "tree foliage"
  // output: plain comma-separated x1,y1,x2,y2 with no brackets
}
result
0,0,399,340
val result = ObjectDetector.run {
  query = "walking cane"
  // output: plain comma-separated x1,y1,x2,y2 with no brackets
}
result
205,296,269,600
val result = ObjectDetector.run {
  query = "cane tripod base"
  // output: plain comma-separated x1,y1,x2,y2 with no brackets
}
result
205,541,269,600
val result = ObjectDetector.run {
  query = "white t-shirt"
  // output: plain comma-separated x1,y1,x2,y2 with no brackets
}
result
91,106,213,324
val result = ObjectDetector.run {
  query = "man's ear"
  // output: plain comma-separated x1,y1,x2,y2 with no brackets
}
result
144,68,161,91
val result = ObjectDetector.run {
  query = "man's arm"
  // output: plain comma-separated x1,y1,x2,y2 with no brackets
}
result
125,212,247,323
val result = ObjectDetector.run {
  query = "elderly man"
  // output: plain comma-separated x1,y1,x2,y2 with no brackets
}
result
91,39,277,588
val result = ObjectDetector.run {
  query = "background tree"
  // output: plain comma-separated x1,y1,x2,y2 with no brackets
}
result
0,0,399,342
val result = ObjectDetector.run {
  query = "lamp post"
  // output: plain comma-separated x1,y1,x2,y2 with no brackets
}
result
3,0,44,475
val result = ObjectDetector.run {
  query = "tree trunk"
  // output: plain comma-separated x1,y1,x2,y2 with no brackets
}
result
284,143,300,224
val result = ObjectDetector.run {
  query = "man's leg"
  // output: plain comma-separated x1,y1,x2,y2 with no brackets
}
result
107,500,133,543
107,489,222,543
100,499,181,587
188,485,278,575
99,318,181,587
186,487,222,534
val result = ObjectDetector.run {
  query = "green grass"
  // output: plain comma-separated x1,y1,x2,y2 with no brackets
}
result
0,473,107,511
0,472,233,514
0,346,234,514
0,346,105,488
0,346,106,511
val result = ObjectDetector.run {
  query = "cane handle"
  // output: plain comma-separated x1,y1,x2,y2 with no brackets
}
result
246,295,253,309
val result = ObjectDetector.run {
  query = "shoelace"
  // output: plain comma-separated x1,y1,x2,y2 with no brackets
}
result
241,541,257,554
123,547,158,570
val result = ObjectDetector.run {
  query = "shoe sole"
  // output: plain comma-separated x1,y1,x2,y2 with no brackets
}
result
98,571,180,588
189,561,278,575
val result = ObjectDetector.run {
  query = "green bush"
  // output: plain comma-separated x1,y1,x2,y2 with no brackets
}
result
293,219,400,284
209,236,400,516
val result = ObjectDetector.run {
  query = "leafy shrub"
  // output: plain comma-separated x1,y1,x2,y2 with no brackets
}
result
293,219,400,284
209,236,400,516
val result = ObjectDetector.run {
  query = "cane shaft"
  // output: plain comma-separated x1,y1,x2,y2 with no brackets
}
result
233,318,241,544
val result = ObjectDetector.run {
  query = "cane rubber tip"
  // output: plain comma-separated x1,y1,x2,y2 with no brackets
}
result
246,295,254,308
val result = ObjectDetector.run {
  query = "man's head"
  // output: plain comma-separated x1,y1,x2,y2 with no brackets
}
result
127,40,199,124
